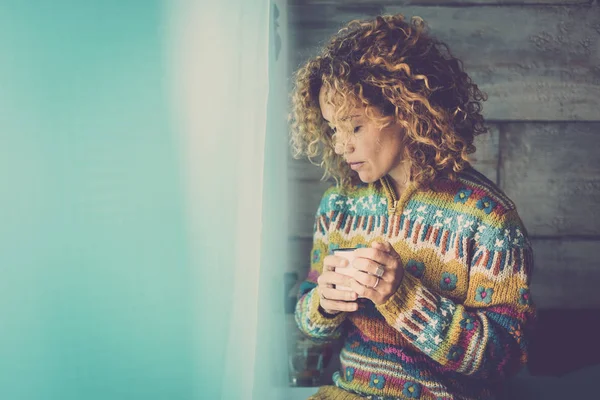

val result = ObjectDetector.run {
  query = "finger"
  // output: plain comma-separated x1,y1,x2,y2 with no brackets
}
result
382,241,403,262
318,270,355,288
381,241,394,253
372,241,399,257
371,241,385,250
317,272,336,287
320,298,359,313
347,277,384,301
323,254,351,271
351,257,389,281
321,287,358,301
351,269,381,290
353,246,397,268
372,241,403,266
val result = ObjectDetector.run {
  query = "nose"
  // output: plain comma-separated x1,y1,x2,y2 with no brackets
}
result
333,136,355,155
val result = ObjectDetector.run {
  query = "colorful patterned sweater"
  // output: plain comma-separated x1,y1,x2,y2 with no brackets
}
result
295,166,536,400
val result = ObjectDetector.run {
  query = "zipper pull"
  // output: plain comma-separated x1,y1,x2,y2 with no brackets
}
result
389,200,398,215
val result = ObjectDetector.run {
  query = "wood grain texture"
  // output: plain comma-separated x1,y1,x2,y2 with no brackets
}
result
470,125,500,184
499,122,600,237
529,239,600,308
289,4,600,121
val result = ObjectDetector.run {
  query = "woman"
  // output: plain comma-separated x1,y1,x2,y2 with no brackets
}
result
289,14,536,400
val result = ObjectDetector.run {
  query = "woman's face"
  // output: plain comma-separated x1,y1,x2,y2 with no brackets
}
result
318,86,409,184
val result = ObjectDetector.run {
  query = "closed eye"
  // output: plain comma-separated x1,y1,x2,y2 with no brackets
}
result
328,126,361,134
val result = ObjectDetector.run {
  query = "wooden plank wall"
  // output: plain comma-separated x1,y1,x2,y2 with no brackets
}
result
286,0,600,309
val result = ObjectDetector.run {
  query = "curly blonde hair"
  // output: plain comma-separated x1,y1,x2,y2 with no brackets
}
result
288,13,489,191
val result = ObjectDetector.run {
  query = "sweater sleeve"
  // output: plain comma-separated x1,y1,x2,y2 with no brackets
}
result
375,208,536,381
294,189,348,343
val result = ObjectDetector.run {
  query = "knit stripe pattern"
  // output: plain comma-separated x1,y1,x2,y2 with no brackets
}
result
295,167,536,400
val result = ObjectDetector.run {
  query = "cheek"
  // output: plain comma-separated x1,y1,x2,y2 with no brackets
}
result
378,129,405,158
369,135,395,160
357,125,402,164
362,130,385,154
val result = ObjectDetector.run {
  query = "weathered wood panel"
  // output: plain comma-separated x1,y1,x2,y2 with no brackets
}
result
470,125,500,183
289,127,500,238
500,122,600,237
289,5,600,121
529,239,600,308
289,237,600,308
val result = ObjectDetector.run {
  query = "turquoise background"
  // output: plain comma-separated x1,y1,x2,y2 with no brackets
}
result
0,2,196,398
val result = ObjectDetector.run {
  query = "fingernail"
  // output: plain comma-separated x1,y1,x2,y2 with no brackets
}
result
342,259,349,267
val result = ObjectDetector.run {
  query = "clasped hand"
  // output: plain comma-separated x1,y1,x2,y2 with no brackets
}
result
317,241,404,314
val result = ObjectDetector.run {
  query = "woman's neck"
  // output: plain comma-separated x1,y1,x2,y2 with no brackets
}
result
387,162,412,198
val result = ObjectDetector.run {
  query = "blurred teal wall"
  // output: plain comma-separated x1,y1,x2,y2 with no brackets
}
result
0,2,195,398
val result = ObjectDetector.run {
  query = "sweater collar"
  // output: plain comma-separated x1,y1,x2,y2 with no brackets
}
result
378,175,417,216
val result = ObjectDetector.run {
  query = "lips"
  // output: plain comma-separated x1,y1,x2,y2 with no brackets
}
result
349,162,364,170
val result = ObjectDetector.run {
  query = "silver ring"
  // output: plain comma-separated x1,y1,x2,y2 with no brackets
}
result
372,277,380,289
375,266,385,278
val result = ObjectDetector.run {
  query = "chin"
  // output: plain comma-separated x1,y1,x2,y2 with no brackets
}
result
356,172,382,184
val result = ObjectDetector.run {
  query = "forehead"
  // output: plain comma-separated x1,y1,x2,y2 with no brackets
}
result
318,86,363,123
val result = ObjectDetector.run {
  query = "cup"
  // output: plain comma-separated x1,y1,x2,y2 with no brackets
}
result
333,247,357,292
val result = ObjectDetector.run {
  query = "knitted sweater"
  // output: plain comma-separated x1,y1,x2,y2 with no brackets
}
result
295,166,536,400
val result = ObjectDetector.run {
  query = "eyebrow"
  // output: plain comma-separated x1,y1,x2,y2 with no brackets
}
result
323,114,361,123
